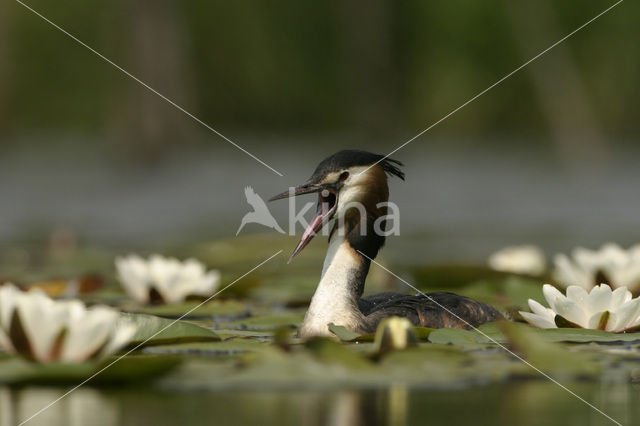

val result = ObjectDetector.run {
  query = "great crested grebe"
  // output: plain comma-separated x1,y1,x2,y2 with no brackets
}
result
270,150,502,338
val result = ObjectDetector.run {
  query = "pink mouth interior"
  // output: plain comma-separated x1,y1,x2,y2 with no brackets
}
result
301,213,325,242
288,190,337,262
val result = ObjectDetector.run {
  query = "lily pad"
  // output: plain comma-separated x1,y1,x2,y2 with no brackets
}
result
427,322,599,377
0,355,181,385
155,339,521,392
213,329,276,339
536,328,640,343
427,322,640,346
121,313,220,346
142,339,268,356
499,322,600,376
129,299,249,320
304,338,374,369
327,323,362,341
428,322,506,345
216,314,303,331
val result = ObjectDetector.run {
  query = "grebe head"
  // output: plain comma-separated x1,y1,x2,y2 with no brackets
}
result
270,150,404,262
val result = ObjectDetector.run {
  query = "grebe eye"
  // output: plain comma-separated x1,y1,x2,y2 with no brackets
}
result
339,171,349,181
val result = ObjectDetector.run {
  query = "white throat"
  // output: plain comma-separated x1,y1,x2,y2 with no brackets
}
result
298,233,365,338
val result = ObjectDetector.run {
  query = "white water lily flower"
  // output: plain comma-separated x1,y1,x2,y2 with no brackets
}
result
116,254,221,304
0,284,137,363
519,284,640,333
553,243,640,293
488,245,546,276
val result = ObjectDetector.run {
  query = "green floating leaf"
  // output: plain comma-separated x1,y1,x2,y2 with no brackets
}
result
537,328,640,343
429,321,640,345
121,313,220,346
428,322,506,345
328,323,361,341
155,340,522,392
429,329,490,345
500,321,599,376
0,355,181,385
218,314,303,331
132,299,248,319
304,338,373,369
143,340,268,356
213,329,276,339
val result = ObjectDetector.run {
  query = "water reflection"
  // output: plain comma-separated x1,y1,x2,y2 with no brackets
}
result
323,386,408,426
0,387,118,426
0,380,637,426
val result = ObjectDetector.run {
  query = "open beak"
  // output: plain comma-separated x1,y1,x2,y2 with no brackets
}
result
269,182,323,201
269,182,338,263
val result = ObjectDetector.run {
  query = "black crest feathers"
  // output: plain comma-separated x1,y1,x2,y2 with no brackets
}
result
309,150,405,181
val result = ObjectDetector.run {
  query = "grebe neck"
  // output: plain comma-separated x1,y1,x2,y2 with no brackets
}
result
298,232,370,338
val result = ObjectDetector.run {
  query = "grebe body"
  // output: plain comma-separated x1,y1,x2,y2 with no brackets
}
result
270,150,502,338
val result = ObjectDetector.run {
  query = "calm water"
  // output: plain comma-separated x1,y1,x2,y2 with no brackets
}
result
1,381,637,426
2,140,640,263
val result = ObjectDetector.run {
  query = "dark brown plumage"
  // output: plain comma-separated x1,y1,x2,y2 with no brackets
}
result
358,291,503,332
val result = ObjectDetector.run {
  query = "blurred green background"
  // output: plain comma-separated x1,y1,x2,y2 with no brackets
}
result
3,1,638,140
0,0,638,261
